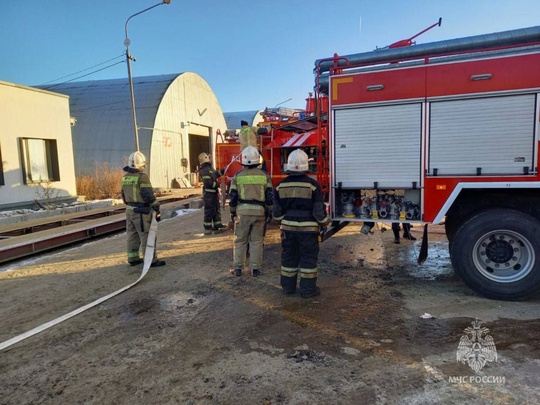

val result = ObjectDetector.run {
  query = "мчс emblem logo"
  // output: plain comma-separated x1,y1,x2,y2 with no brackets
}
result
457,319,498,372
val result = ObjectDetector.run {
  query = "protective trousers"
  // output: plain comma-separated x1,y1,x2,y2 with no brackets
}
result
126,209,157,264
280,231,319,295
233,214,265,270
203,191,222,230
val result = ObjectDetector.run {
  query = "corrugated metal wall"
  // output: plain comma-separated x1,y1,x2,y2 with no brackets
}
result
44,73,227,189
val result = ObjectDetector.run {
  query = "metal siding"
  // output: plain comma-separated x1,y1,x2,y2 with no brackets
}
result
38,73,227,189
223,111,263,130
428,95,536,175
334,104,422,188
40,75,178,178
150,73,227,188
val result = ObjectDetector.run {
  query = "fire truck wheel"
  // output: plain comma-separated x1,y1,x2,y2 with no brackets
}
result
450,208,540,301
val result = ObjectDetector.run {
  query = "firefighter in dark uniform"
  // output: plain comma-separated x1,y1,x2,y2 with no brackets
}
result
273,149,329,298
229,146,273,277
198,152,226,232
121,151,165,267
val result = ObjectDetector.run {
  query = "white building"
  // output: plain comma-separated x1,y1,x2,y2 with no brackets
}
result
43,72,227,189
0,81,77,209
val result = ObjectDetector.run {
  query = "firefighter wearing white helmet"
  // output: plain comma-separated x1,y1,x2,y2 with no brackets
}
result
121,151,165,267
273,149,329,297
229,146,273,277
286,148,309,172
198,152,226,232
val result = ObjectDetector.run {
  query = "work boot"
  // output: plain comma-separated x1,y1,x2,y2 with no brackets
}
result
251,269,260,277
129,258,143,267
281,274,298,294
230,268,242,277
151,259,166,267
301,287,321,299
392,224,401,244
403,224,416,240
213,223,226,231
283,289,296,295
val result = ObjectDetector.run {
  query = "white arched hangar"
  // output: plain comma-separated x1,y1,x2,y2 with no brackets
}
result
44,72,226,189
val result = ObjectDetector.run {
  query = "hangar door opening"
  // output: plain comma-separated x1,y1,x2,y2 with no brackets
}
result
189,134,211,173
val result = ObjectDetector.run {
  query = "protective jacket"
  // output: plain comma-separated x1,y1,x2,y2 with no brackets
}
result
229,167,273,217
239,125,258,151
199,162,223,194
121,166,160,212
273,174,329,232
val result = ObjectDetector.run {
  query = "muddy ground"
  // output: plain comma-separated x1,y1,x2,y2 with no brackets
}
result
1,202,540,405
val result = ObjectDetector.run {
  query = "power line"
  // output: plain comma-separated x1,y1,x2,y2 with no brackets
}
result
42,60,126,90
38,54,125,87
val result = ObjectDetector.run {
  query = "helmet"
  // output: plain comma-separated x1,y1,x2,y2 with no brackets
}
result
198,152,211,164
241,146,260,166
128,151,147,170
286,149,309,172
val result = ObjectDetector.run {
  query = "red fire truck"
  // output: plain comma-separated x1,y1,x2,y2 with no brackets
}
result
215,24,540,300
215,97,329,193
313,24,540,300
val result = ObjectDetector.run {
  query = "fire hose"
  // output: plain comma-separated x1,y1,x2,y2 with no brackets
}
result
0,212,159,352
220,153,242,209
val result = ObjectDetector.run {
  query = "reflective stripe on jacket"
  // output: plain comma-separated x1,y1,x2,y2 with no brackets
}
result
121,167,159,211
199,162,223,193
229,167,273,216
273,174,328,232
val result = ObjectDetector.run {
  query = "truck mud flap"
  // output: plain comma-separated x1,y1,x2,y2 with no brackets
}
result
417,224,429,264
322,221,350,242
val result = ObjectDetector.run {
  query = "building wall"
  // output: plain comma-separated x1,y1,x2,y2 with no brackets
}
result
48,72,226,190
0,81,77,208
150,72,227,188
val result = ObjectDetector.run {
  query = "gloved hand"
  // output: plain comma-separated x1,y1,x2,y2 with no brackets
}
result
230,213,237,222
155,210,162,222
265,207,272,224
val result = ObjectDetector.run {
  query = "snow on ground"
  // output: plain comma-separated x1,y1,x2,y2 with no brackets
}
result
0,208,200,274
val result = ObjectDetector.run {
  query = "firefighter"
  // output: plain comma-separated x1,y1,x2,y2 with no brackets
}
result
392,222,416,244
240,120,267,172
273,149,329,298
198,152,226,232
229,146,273,277
239,120,257,150
121,151,165,267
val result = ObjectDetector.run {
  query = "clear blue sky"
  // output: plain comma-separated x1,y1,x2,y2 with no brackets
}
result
1,0,539,112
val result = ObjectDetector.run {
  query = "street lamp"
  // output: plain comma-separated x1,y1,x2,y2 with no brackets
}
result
124,0,172,152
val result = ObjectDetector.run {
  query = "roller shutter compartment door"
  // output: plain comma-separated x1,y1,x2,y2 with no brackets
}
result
334,103,422,188
428,94,536,176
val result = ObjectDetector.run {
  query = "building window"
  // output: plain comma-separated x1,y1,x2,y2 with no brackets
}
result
0,143,4,186
19,138,60,184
